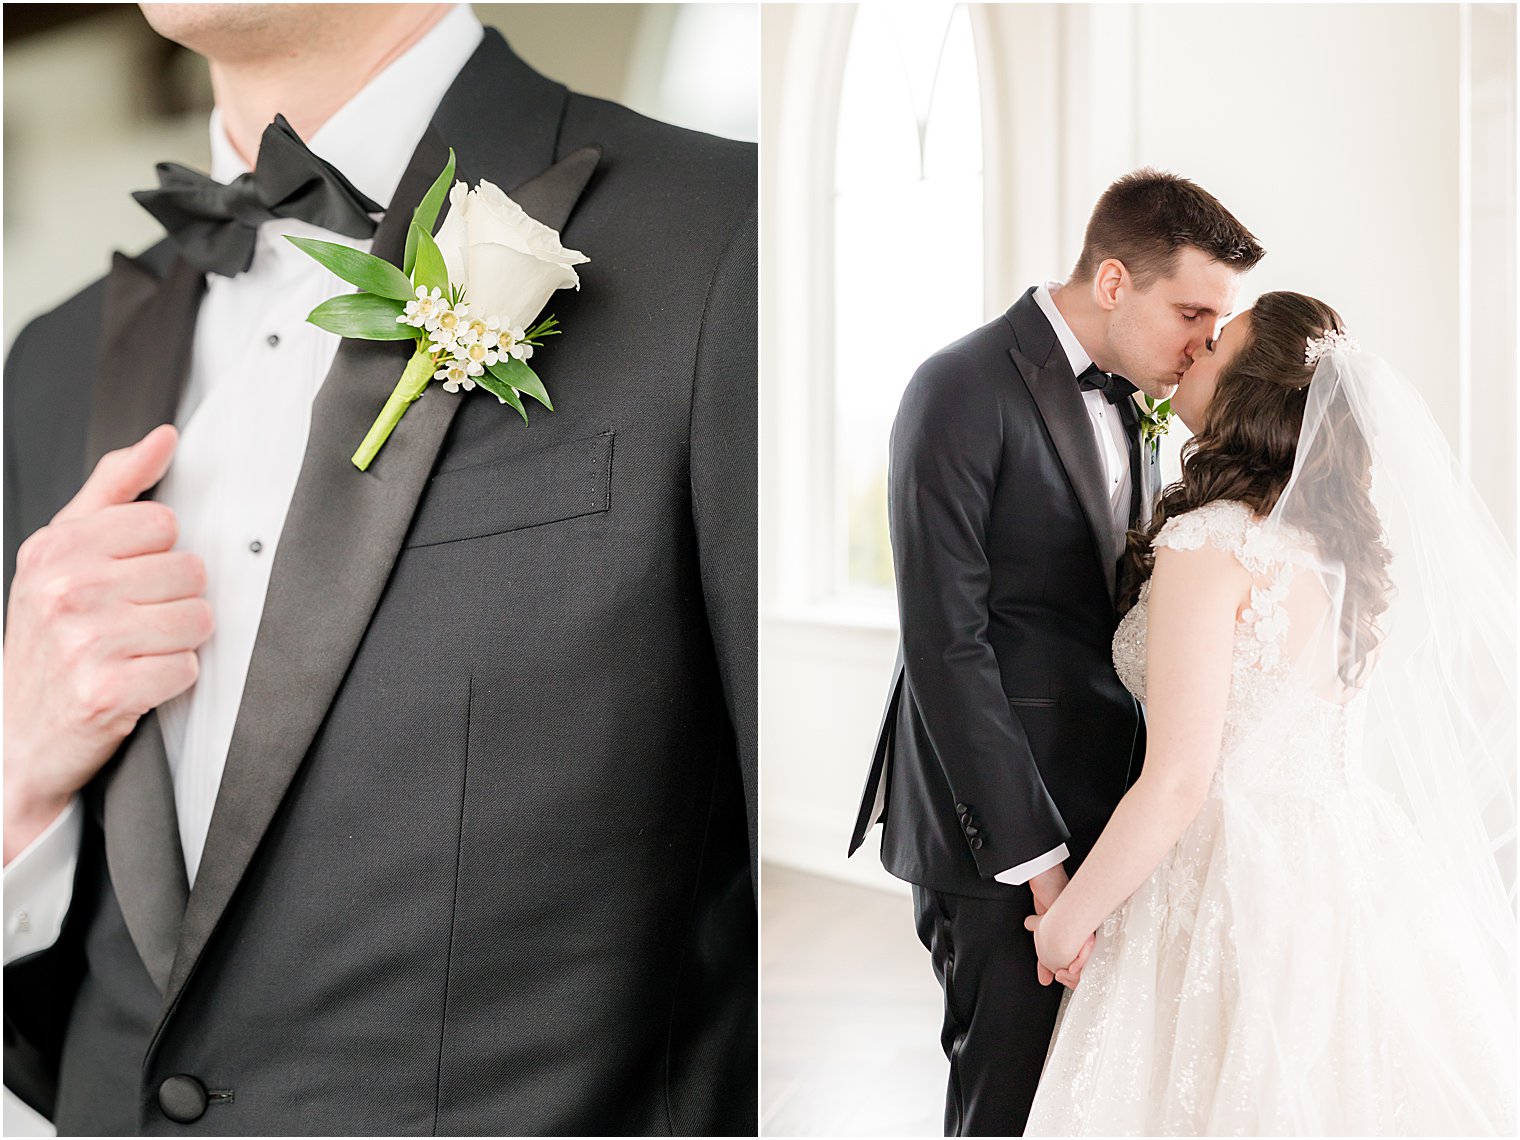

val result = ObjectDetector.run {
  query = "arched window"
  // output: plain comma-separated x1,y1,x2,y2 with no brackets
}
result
831,3,983,597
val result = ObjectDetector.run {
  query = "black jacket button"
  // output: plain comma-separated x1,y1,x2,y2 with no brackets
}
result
970,837,983,850
158,1075,208,1123
955,803,968,814
965,825,979,836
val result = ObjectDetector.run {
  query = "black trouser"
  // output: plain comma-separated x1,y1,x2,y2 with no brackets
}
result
913,884,1065,1137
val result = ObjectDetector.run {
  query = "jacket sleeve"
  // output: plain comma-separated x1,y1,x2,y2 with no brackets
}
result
688,204,758,883
888,350,1069,875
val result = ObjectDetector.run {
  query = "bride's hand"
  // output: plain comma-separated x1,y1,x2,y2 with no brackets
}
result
1053,932,1096,988
1024,911,1095,989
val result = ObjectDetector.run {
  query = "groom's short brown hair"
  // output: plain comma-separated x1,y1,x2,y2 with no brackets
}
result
1072,168,1265,289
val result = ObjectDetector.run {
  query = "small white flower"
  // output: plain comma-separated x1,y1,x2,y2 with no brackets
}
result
426,304,470,350
401,286,444,327
458,315,502,350
493,324,531,361
435,360,475,394
454,338,499,377
425,302,469,338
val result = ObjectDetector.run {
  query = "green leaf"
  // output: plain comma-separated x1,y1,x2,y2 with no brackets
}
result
306,293,417,340
285,236,415,301
403,149,457,277
410,222,449,294
488,356,553,410
474,368,530,423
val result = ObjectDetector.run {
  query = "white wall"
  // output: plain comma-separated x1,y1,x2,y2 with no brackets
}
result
760,2,1516,890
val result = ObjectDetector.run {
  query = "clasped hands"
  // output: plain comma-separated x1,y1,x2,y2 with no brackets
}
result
1025,864,1096,990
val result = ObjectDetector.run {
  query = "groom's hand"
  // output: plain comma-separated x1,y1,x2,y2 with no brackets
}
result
1028,864,1069,915
1027,865,1069,985
4,424,211,863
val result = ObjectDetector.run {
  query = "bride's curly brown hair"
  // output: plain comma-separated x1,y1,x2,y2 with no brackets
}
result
1120,290,1393,685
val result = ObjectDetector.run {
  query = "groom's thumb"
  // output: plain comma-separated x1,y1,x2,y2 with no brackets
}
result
56,424,179,522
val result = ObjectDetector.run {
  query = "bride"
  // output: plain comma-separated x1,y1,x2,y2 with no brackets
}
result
1022,291,1516,1134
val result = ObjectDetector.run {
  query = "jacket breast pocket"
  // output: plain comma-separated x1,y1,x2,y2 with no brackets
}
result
403,430,614,548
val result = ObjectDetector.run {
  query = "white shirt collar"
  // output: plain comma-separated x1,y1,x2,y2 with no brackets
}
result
1033,281,1094,379
208,3,484,210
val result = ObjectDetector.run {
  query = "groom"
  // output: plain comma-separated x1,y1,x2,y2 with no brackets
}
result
849,170,1263,1135
4,4,755,1134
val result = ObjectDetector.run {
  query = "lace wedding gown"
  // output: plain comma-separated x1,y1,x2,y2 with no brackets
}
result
1025,500,1515,1135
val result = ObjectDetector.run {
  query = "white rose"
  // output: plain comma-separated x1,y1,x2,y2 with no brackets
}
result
432,179,588,331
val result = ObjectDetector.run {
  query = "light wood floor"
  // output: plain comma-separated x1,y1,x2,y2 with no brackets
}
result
761,864,946,1137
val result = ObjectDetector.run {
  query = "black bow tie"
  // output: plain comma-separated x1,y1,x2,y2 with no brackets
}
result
1077,362,1137,406
132,114,383,277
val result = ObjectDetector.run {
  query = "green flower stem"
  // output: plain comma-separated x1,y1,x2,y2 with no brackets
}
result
352,341,436,471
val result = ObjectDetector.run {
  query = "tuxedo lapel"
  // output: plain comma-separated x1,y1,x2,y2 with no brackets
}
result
89,246,204,995
161,32,601,1021
1004,291,1121,603
1116,394,1145,528
103,717,187,995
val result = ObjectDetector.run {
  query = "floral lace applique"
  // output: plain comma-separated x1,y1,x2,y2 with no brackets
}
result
1114,501,1300,700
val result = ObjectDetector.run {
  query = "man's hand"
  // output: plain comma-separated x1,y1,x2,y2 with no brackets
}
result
1028,863,1068,915
1027,862,1069,985
4,424,211,863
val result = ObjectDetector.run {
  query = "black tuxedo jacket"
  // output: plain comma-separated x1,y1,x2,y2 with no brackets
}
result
849,288,1149,899
3,31,756,1136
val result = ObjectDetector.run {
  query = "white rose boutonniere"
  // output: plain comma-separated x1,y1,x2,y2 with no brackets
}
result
285,151,588,471
432,178,587,345
1133,390,1173,451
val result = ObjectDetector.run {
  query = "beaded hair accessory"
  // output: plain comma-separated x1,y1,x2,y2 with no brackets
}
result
1305,328,1360,366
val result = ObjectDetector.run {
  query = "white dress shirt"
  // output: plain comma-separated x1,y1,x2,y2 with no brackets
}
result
992,283,1137,886
4,4,484,963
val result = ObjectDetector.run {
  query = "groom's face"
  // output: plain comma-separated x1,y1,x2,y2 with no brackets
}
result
1105,247,1240,400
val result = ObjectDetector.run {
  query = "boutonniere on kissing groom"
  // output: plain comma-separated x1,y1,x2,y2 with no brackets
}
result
1133,389,1173,451
287,150,589,470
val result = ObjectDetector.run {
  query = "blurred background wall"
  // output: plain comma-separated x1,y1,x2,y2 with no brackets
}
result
1,7,756,1134
760,4,1516,1133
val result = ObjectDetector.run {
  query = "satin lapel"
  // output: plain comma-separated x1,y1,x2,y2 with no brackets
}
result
103,717,187,995
1004,293,1120,603
162,80,602,1019
91,246,203,995
1117,395,1145,528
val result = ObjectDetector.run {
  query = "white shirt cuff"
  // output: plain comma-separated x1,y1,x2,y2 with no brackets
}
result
4,797,82,964
994,842,1070,886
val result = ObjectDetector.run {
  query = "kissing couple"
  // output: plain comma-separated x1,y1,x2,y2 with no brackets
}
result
850,169,1516,1135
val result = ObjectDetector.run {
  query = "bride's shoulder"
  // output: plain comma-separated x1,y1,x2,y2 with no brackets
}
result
1152,499,1310,576
1152,499,1258,555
